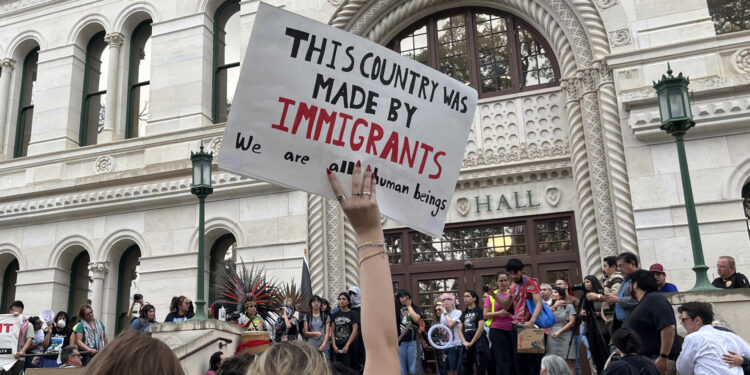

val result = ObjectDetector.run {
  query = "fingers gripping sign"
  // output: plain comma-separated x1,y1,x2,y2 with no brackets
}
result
327,162,380,241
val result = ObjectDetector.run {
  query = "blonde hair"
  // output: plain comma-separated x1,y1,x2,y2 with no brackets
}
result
86,330,185,375
249,341,331,375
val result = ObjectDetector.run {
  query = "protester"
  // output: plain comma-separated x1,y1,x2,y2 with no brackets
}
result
85,330,185,374
458,290,488,375
580,275,610,373
721,351,750,373
130,304,157,333
241,301,265,331
24,316,44,368
127,293,144,322
601,256,624,336
555,279,580,308
605,253,639,336
712,256,750,289
5,300,34,375
649,264,678,293
332,292,359,369
541,283,554,306
541,354,574,375
74,304,107,364
58,345,83,368
347,286,365,373
206,351,224,375
216,353,254,375
602,327,658,375
506,258,543,375
554,277,581,374
676,302,750,375
41,311,72,368
327,162,405,374
436,293,461,375
250,340,330,374
547,287,576,374
395,289,422,375
321,298,334,360
622,270,676,374
484,272,514,375
303,295,330,354
165,296,191,322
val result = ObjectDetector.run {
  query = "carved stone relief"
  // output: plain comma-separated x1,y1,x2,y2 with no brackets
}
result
608,29,631,47
94,155,114,174
735,49,750,73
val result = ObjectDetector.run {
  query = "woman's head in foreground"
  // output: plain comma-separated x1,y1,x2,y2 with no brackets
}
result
250,340,331,375
85,330,184,375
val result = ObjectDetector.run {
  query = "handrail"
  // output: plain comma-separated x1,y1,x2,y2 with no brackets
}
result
178,337,233,360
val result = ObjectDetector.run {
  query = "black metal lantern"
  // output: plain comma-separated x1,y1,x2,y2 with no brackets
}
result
653,63,694,134
191,142,213,195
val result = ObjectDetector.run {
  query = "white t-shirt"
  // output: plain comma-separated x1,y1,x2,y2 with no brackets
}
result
440,309,463,348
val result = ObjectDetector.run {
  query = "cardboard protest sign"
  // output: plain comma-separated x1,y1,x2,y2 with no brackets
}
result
0,314,21,371
218,3,477,237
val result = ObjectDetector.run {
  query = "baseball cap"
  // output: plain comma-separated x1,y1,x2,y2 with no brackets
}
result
649,263,665,273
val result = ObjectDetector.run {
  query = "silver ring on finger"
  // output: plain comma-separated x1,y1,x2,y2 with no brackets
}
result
361,191,371,196
353,192,364,197
336,195,346,202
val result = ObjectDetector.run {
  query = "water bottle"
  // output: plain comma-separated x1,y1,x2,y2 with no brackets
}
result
218,306,226,321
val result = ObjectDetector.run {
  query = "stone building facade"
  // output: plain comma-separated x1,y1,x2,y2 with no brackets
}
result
0,0,748,337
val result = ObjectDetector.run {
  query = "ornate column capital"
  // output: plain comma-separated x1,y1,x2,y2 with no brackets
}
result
104,32,125,47
0,58,16,71
576,68,598,95
88,261,110,278
560,78,580,103
593,60,614,86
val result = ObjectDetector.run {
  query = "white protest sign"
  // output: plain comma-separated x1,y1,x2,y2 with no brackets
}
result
218,3,477,237
0,314,21,371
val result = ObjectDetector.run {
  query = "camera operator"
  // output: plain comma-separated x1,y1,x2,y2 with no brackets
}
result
127,294,144,323
577,275,610,374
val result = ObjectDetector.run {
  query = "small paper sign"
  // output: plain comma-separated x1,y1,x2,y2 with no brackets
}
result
217,3,477,237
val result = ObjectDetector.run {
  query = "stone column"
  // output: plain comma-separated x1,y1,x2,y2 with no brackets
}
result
0,58,16,159
99,32,124,143
88,261,110,319
576,69,619,260
594,61,638,255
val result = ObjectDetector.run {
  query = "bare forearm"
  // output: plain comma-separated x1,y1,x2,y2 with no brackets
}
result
660,325,675,356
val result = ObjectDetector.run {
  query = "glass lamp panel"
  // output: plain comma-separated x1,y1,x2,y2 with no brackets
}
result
683,89,692,118
658,91,670,123
668,88,685,118
192,164,200,186
202,162,212,186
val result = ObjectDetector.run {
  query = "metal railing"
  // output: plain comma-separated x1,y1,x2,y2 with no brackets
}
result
178,337,232,361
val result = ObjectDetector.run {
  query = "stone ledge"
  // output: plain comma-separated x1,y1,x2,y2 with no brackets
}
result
150,319,246,335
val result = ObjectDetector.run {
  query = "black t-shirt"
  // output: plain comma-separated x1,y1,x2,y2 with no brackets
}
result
164,312,189,322
623,292,675,358
333,309,359,347
712,272,750,289
602,355,659,375
461,307,484,339
397,305,422,342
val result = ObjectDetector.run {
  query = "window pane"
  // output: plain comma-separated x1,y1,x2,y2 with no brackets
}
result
398,25,429,65
224,12,241,65
411,223,527,263
19,107,33,157
130,84,149,138
536,219,572,254
83,92,106,146
216,65,240,123
517,24,555,87
138,38,151,82
417,277,458,322
474,12,510,93
384,233,403,265
437,14,470,84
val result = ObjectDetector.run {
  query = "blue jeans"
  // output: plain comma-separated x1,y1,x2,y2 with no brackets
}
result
398,340,418,375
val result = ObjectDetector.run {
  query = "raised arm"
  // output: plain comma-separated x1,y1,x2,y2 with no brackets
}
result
327,163,399,375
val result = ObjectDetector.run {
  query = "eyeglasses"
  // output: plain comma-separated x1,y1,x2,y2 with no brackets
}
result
441,298,453,302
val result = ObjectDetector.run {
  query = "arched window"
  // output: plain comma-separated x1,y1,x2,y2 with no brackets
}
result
67,252,91,317
212,0,241,123
125,20,152,139
743,181,750,240
209,233,237,307
14,47,39,158
390,9,559,98
115,245,140,333
80,32,109,146
0,259,19,312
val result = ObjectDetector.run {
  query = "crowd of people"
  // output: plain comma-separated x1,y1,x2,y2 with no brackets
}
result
2,164,749,375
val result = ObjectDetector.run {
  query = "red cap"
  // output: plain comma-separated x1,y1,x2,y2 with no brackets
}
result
649,263,665,273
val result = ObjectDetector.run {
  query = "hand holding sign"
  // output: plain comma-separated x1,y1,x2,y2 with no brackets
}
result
218,3,477,237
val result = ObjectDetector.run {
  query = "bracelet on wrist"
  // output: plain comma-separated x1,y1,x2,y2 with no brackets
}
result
356,241,386,251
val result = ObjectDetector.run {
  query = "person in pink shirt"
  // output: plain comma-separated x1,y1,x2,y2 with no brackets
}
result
484,271,516,375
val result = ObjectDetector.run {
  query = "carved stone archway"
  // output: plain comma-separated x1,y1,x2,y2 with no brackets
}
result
309,0,638,297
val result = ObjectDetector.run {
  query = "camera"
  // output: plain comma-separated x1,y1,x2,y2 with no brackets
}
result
133,293,143,301
571,283,586,292
464,261,472,269
482,285,490,292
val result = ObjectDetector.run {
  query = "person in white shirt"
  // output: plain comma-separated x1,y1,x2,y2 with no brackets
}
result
540,283,553,306
676,302,750,375
439,293,463,375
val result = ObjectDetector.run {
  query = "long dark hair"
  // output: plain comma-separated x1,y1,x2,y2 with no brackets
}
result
462,290,480,314
584,275,604,294
170,296,188,315
139,304,156,322
209,351,223,371
54,311,72,334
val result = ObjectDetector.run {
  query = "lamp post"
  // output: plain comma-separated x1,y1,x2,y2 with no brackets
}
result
191,142,214,319
653,64,716,291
